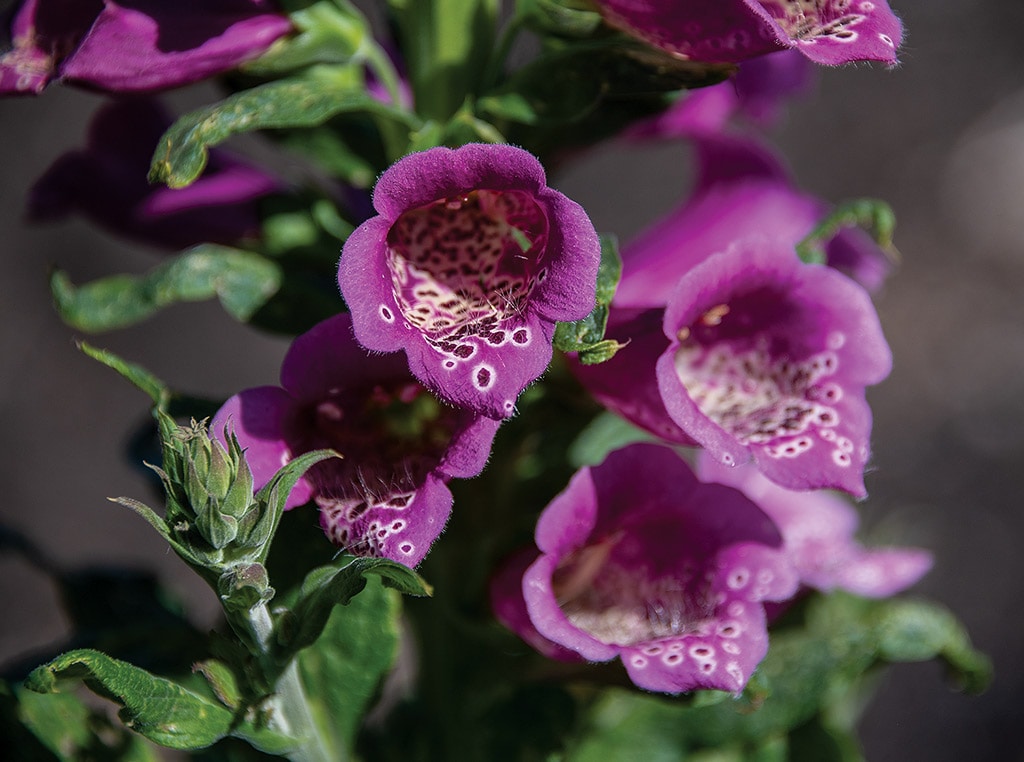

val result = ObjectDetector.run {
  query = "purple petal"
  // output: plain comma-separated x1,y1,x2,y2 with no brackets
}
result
490,547,586,662
212,385,313,509
699,455,932,597
318,472,453,567
763,0,904,66
616,135,822,308
58,0,292,93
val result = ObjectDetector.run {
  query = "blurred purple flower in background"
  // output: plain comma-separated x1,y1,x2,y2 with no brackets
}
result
27,98,284,249
213,313,500,567
698,454,932,597
0,0,291,95
501,444,798,694
339,143,600,420
595,0,903,66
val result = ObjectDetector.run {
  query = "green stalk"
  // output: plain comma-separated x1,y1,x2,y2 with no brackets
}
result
246,603,337,762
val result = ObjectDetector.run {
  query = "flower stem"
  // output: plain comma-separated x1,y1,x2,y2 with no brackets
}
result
246,602,337,762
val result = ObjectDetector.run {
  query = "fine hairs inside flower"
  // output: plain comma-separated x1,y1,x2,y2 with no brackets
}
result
385,189,550,352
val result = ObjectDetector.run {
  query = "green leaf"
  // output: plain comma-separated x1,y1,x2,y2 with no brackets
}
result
149,68,421,189
77,342,169,409
796,198,898,265
517,0,603,38
52,245,281,332
479,40,733,127
241,0,368,76
275,556,431,660
568,411,658,468
24,650,294,753
298,576,403,755
4,681,162,762
253,448,340,564
554,234,627,363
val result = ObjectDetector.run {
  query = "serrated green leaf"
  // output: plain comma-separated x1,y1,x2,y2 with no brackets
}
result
52,245,281,332
24,650,294,753
298,576,403,755
149,69,420,189
275,556,431,660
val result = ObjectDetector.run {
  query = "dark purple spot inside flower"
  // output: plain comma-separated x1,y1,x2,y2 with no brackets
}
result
512,329,529,344
476,367,491,388
487,331,505,345
454,344,474,358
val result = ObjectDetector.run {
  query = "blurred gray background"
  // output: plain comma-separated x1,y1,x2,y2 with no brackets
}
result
2,1,1023,759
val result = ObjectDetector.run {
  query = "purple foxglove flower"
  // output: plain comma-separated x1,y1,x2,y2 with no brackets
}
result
212,313,500,567
27,98,284,249
626,50,813,140
698,454,932,597
511,443,798,694
655,237,892,496
595,0,903,67
338,144,601,420
615,133,890,308
1,0,291,95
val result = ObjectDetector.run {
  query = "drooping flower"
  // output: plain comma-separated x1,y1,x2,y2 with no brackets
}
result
28,98,284,249
698,454,932,597
212,313,500,567
0,0,291,95
594,0,904,67
615,133,891,308
505,443,798,694
626,50,813,140
655,237,892,496
338,143,601,420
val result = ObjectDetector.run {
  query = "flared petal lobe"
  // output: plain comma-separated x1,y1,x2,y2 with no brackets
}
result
339,144,601,419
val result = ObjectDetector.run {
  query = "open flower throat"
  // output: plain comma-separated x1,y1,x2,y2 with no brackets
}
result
385,189,550,354
674,287,847,461
552,535,717,647
759,0,868,42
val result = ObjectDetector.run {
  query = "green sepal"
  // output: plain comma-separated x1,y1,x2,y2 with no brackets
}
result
273,556,432,663
24,650,295,754
148,67,421,189
218,563,276,615
796,198,898,265
554,234,627,363
517,0,603,38
51,245,281,333
568,410,658,468
192,660,243,711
